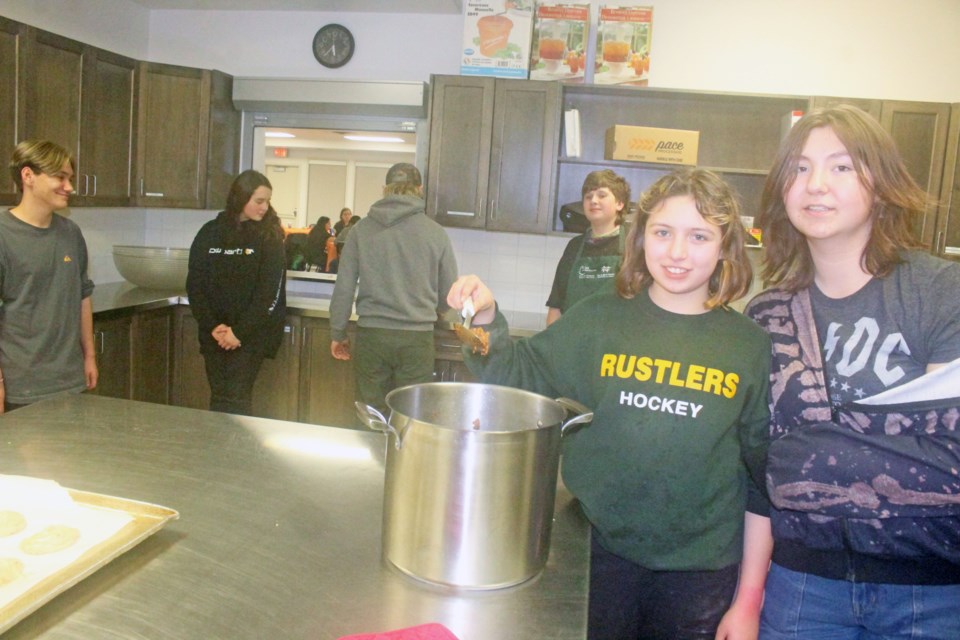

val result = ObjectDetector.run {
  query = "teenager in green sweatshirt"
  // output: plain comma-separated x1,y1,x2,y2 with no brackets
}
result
448,169,772,640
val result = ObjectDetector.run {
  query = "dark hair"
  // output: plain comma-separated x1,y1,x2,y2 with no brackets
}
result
223,170,282,240
759,104,928,291
581,170,631,225
316,216,331,228
615,168,753,310
9,140,75,193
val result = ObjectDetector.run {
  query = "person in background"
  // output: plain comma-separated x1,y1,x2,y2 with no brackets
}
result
304,215,332,270
448,168,772,640
333,207,353,236
0,140,97,412
744,105,960,638
187,170,287,416
329,163,458,415
546,169,631,326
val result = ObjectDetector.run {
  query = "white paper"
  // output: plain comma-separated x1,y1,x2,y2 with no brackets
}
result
564,108,581,157
857,356,960,406
0,476,133,609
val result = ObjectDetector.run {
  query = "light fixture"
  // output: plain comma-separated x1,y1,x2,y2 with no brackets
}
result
343,134,405,143
265,131,295,138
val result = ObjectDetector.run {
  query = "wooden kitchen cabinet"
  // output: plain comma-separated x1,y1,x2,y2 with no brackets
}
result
434,329,476,383
560,85,810,227
426,75,561,234
298,317,358,429
251,319,301,422
134,63,239,209
172,307,302,420
171,306,210,410
0,17,23,204
91,315,132,400
934,103,960,260
131,308,173,404
16,27,136,207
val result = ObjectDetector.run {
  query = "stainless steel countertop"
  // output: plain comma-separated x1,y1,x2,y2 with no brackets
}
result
0,395,589,639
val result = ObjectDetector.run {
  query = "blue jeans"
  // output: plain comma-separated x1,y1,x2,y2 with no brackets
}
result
761,563,960,640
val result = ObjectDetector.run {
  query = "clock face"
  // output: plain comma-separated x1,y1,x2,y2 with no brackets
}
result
312,24,355,69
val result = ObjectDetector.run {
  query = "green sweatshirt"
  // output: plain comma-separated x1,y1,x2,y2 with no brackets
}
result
466,288,771,571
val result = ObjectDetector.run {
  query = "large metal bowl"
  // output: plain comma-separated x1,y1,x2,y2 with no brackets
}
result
112,245,189,290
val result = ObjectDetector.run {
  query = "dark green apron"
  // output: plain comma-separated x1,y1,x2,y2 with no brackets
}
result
562,226,625,313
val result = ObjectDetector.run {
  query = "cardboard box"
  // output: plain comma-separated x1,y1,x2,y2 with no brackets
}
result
604,125,699,165
461,0,535,78
594,5,653,86
529,3,590,83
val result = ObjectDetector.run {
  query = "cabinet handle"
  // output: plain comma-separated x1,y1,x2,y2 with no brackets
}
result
95,331,104,355
139,178,144,196
91,174,97,197
81,175,89,197
285,324,296,348
935,231,943,254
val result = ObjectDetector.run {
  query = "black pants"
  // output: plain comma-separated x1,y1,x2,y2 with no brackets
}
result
588,529,738,640
202,348,265,417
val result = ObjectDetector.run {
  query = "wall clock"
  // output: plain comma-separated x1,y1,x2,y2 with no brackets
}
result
312,24,355,69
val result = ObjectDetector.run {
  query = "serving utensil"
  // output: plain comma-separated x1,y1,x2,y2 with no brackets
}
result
453,298,488,355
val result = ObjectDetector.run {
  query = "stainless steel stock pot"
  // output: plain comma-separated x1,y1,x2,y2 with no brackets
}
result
356,382,593,590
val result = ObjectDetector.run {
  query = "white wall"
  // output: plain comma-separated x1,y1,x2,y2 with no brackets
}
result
5,0,959,100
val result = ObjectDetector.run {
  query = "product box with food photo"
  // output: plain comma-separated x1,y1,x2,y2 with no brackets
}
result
461,0,535,78
594,5,652,86
529,2,590,82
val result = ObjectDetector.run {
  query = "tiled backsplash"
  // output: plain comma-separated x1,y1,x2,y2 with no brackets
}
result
69,209,567,331
69,208,765,331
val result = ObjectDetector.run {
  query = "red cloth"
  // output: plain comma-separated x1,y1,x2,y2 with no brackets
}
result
336,623,459,640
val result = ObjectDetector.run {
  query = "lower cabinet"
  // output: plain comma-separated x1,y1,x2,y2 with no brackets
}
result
434,329,476,383
131,308,173,404
251,319,300,422
111,305,481,427
298,316,358,428
91,315,132,399
92,308,172,401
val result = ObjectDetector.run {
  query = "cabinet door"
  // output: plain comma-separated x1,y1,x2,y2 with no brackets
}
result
298,318,358,428
131,308,173,404
77,49,136,206
487,79,561,233
91,316,132,400
19,28,85,165
205,70,241,210
171,307,210,410
251,320,301,421
426,75,494,229
135,62,210,208
880,100,951,246
936,103,960,259
0,18,22,205
811,96,882,120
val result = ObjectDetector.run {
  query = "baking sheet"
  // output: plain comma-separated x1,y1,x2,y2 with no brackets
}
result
0,488,179,633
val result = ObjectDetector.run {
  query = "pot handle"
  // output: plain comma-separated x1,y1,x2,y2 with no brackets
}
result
555,397,594,435
354,402,408,450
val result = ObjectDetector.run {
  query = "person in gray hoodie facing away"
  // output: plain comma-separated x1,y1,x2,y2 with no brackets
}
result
329,163,458,415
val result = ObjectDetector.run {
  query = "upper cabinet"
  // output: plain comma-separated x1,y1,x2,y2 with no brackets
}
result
16,27,137,206
134,63,239,209
935,103,960,260
426,75,561,234
812,96,951,248
559,85,809,226
0,17,23,203
0,16,239,210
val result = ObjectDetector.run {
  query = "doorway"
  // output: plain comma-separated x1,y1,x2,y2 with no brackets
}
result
249,120,422,229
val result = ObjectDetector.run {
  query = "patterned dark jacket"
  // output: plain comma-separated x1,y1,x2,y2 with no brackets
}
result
746,287,960,584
